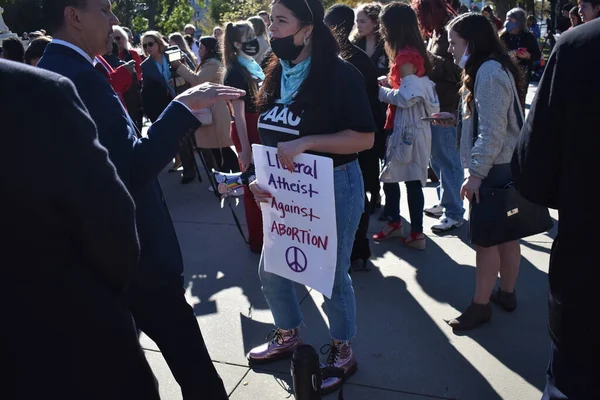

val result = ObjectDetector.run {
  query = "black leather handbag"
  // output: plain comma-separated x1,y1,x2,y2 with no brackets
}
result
469,180,553,247
467,69,553,247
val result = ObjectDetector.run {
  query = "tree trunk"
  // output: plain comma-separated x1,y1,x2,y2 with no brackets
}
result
494,0,517,20
526,0,535,12
147,0,159,29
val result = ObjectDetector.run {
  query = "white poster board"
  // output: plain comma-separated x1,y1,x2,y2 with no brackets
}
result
252,144,337,298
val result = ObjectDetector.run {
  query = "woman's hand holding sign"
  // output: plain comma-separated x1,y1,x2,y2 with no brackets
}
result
250,138,310,206
277,138,310,173
249,180,272,205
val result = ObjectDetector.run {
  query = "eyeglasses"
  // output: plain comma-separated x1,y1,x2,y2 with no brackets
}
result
142,42,155,49
114,36,122,41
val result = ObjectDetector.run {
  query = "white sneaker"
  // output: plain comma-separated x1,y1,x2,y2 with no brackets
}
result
424,204,444,217
432,216,463,232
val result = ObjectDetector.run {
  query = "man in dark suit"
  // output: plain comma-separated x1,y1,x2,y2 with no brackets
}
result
1,59,159,399
38,1,244,398
512,19,600,400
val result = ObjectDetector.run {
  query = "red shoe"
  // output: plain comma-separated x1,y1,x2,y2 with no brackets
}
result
402,232,426,250
372,221,403,241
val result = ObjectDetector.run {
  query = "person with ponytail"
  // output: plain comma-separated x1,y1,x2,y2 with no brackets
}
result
222,21,265,253
246,0,375,395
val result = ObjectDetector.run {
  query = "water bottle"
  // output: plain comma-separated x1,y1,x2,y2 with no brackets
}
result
291,345,321,400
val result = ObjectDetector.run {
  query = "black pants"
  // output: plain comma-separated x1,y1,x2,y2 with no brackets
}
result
211,147,240,173
358,147,381,198
128,280,228,400
179,133,196,179
351,193,371,261
543,342,599,400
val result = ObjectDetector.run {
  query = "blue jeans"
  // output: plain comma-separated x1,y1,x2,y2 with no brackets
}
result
430,124,465,221
259,160,364,341
384,181,424,233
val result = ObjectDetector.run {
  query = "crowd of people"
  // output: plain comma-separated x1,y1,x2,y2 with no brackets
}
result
4,0,600,399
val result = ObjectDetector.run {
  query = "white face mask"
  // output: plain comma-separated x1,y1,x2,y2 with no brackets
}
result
457,44,470,69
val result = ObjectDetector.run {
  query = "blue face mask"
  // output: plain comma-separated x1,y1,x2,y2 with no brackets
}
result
504,20,518,32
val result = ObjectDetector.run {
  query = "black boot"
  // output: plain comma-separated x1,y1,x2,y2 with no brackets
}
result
490,289,517,312
447,302,492,331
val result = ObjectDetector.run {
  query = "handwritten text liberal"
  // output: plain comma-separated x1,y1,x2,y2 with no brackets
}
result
270,197,320,221
271,222,329,250
266,151,318,178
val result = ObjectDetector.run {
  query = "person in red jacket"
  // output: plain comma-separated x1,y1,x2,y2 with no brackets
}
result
114,25,142,82
94,44,134,108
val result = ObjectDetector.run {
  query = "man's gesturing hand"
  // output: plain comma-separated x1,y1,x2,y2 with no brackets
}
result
175,82,246,111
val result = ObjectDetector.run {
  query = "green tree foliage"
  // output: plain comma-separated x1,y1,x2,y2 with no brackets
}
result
156,0,193,34
132,14,149,33
0,0,43,34
208,0,270,26
111,0,137,27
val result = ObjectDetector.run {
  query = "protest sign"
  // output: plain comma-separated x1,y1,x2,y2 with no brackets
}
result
252,144,337,298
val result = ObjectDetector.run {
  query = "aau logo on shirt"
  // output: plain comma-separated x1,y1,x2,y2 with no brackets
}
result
258,104,302,136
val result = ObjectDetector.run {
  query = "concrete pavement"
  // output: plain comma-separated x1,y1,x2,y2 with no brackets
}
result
141,83,553,400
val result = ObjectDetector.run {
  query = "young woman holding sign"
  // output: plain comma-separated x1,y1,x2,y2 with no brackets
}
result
246,0,375,394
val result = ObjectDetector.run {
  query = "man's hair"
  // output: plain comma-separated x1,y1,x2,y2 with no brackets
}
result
42,0,88,33
25,36,52,64
184,24,196,32
2,37,26,62
258,10,269,16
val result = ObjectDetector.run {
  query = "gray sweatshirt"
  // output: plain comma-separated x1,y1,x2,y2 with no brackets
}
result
459,60,524,179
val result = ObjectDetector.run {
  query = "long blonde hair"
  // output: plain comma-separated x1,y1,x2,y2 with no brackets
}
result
141,31,169,57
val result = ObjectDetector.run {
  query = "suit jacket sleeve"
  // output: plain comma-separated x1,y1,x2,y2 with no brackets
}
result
74,69,200,190
52,77,139,291
511,42,562,209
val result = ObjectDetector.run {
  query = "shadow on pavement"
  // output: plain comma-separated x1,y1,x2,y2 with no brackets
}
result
385,233,549,393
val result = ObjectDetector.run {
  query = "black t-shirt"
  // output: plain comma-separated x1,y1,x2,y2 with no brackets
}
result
258,58,376,167
224,62,260,113
500,31,542,74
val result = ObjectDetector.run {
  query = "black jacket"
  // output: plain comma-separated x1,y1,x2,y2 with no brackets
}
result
512,19,600,361
501,30,542,75
427,27,462,114
1,59,159,399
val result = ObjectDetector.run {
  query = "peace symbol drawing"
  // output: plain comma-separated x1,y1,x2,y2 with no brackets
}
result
285,246,307,273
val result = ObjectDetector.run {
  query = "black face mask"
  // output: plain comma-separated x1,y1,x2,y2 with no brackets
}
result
241,38,260,56
270,29,305,61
